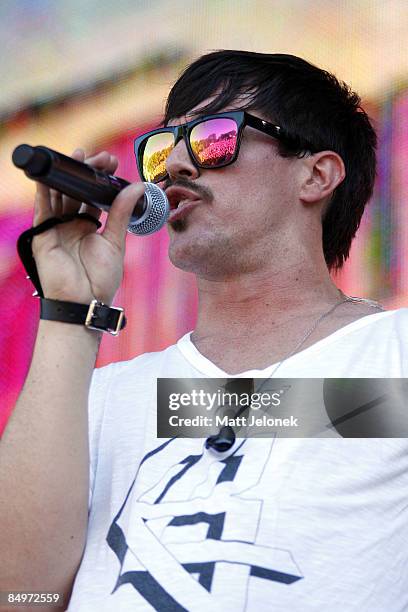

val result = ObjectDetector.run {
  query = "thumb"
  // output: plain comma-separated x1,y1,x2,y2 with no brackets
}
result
102,182,147,250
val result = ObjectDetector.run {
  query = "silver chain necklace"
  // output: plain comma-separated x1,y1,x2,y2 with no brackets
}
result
205,292,384,452
268,292,384,378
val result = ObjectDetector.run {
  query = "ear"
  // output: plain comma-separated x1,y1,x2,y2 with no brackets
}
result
299,151,346,205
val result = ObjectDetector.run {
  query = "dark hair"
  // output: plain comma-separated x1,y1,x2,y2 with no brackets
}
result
164,50,377,271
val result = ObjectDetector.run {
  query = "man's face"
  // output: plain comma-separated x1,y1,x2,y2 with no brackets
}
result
163,98,303,279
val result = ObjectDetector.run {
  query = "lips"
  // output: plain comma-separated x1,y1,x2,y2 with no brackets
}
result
165,185,203,223
167,200,201,222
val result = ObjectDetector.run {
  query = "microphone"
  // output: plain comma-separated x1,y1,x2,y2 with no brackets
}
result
205,379,254,453
12,144,169,236
205,426,236,452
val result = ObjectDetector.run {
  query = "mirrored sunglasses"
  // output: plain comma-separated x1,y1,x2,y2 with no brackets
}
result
134,111,289,183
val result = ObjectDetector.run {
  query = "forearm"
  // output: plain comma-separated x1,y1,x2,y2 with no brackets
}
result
0,147,139,602
0,319,101,595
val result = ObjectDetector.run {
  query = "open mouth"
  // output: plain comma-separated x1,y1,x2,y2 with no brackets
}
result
166,186,203,222
168,200,201,222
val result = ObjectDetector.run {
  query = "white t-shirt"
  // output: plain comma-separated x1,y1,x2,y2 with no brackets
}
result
68,309,408,611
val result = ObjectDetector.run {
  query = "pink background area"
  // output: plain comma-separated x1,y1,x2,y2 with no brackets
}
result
1,91,408,435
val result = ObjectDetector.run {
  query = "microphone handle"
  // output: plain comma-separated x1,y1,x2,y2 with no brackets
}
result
12,144,145,221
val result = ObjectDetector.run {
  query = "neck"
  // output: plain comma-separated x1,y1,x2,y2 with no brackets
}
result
193,254,341,343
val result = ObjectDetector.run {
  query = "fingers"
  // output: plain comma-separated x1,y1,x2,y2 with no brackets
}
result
59,149,86,216
61,149,119,216
77,151,118,222
102,182,146,251
74,150,118,223
33,147,120,229
86,151,118,175
78,203,103,223
33,149,85,222
33,182,53,226
50,189,63,217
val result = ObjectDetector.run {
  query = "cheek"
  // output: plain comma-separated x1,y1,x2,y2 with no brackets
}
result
241,147,297,204
239,142,280,184
202,144,293,223
220,154,281,208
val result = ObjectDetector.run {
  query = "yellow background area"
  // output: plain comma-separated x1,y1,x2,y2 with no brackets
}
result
2,0,408,211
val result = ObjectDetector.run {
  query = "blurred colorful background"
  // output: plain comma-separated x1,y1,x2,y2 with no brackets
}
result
1,0,408,433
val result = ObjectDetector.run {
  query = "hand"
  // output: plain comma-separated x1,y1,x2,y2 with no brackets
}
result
32,149,145,305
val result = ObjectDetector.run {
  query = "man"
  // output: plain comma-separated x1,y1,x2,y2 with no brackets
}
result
1,50,407,611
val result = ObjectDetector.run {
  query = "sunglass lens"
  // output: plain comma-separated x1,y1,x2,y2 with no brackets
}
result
142,132,174,182
190,118,238,167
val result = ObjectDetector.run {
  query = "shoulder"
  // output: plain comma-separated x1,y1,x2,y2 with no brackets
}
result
91,342,181,386
342,307,408,346
364,307,408,326
87,342,183,427
384,307,408,333
332,303,408,329
349,306,408,333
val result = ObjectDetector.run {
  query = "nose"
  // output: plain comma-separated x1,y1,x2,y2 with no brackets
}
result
166,139,200,181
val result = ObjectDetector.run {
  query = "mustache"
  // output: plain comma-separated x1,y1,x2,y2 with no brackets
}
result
163,177,213,203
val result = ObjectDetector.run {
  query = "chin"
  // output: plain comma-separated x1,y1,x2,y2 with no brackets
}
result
168,233,203,273
168,227,243,278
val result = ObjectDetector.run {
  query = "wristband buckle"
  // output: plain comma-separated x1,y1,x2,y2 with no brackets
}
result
85,299,125,336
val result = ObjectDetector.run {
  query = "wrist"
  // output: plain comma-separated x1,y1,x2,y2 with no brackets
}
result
35,319,103,368
39,298,126,336
37,319,103,354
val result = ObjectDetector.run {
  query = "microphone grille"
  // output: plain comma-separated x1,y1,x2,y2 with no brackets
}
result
127,182,169,236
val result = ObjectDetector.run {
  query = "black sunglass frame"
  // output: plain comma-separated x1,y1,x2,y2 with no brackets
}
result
134,111,292,183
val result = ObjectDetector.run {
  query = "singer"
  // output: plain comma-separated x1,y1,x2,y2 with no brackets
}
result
2,51,408,611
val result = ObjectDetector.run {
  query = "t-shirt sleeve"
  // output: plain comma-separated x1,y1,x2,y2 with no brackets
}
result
394,308,408,376
87,363,115,511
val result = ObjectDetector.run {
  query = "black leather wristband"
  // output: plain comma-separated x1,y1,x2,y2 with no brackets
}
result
40,298,126,335
17,215,126,335
17,213,102,299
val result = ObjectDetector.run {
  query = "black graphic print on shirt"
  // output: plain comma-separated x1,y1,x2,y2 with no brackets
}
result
106,438,303,610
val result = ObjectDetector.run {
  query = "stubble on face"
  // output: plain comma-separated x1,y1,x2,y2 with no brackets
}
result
168,206,277,280
165,176,237,278
168,222,241,278
165,103,298,280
